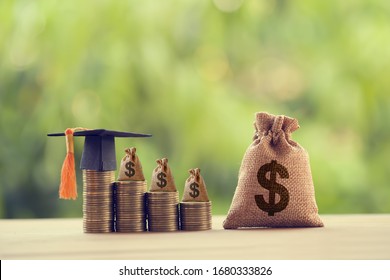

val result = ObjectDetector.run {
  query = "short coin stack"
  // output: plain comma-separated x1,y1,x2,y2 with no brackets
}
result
180,201,212,231
180,168,212,231
147,158,179,232
147,191,179,232
83,170,115,233
115,147,147,232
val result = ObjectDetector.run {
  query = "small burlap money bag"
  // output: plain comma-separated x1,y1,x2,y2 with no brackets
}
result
223,112,323,228
117,147,145,181
150,158,177,192
182,168,209,202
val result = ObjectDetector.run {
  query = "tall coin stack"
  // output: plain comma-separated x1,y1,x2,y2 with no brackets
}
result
115,181,147,232
115,147,148,232
180,168,212,231
83,170,115,233
147,158,179,232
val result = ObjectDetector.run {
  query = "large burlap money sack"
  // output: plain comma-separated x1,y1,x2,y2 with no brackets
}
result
223,112,323,228
117,147,145,181
150,158,177,192
182,168,209,202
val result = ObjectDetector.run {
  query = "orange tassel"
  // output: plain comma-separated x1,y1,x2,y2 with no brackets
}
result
59,128,77,199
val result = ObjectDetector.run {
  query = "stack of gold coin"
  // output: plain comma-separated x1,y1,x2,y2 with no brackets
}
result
179,201,212,231
82,170,115,233
115,181,147,232
147,191,179,232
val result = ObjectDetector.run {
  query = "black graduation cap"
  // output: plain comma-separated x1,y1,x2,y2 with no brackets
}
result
48,129,152,171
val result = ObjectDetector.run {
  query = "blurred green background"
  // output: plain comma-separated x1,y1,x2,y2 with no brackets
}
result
1,0,389,218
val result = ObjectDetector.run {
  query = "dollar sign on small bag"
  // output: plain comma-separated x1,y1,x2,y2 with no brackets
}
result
125,161,135,177
157,172,167,188
189,182,200,198
255,160,289,216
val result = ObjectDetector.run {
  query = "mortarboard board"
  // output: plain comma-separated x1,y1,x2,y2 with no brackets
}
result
48,128,151,199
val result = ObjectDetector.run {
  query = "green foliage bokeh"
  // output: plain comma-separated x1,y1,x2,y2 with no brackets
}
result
0,0,389,218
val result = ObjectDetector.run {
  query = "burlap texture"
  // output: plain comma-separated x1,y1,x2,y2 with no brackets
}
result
182,168,209,202
223,112,323,228
149,158,177,192
117,147,145,181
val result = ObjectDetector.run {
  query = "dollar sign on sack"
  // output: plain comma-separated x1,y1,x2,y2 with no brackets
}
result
125,161,135,177
255,160,289,216
157,172,167,188
189,182,200,198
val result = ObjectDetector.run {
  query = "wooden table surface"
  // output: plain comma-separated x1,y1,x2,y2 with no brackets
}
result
1,214,389,260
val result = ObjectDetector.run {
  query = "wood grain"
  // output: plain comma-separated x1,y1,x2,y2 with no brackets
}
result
1,215,389,260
